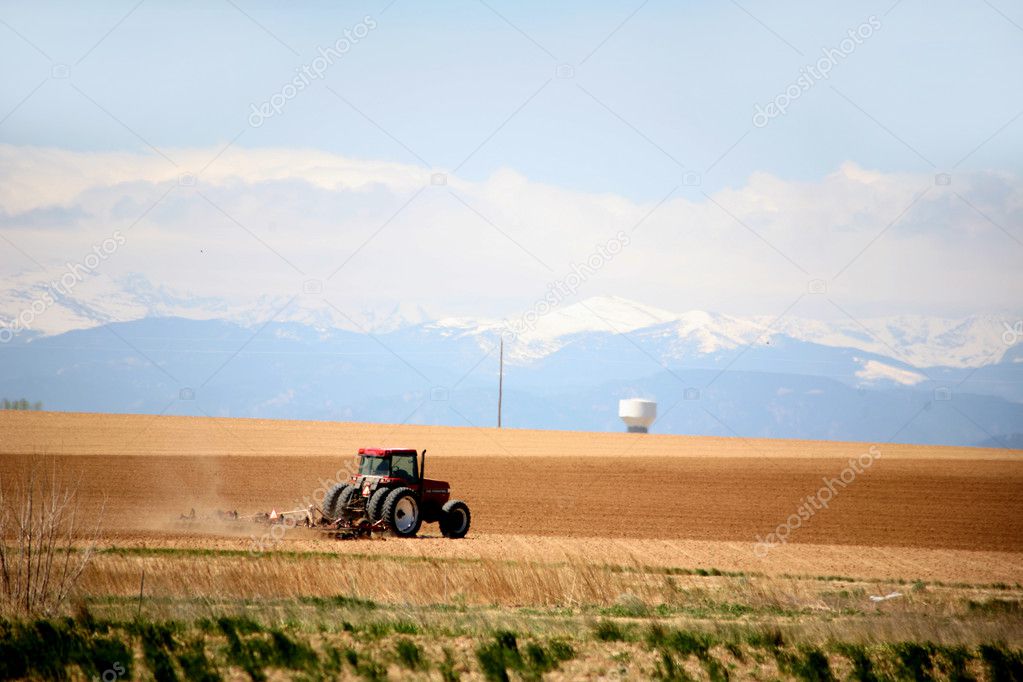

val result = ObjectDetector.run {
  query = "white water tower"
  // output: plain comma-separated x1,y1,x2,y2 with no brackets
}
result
619,399,657,433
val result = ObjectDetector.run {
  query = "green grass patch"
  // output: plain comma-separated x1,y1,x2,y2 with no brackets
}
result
298,594,378,610
215,616,318,681
439,647,461,681
889,642,935,681
935,645,975,682
834,643,878,682
979,644,1023,682
476,630,524,682
742,627,785,650
967,598,1022,615
774,645,834,682
394,637,426,671
475,630,574,681
592,619,630,642
138,622,179,682
175,637,221,682
362,619,421,638
2,602,1021,682
652,649,697,681
646,625,714,659
0,618,133,681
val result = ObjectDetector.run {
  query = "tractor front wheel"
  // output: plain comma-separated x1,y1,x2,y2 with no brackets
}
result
382,487,422,537
439,500,471,539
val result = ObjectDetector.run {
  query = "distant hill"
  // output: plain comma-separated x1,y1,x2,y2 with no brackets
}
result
0,296,1020,447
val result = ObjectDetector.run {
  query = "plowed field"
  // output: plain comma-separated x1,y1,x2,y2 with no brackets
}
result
2,411,1021,583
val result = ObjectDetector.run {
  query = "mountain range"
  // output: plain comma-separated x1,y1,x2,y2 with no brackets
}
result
1,288,1020,448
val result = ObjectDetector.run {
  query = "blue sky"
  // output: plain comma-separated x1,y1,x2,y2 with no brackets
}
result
1,0,1022,326
4,0,1022,197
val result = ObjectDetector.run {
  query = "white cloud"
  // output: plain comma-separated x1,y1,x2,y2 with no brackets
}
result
0,144,1020,327
0,145,427,214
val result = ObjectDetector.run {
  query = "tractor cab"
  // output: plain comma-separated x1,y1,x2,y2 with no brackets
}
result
356,448,422,485
351,448,455,526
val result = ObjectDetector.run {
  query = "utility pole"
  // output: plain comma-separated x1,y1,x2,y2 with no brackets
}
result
497,338,503,428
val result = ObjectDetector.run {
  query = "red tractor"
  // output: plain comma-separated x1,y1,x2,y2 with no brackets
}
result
321,448,471,539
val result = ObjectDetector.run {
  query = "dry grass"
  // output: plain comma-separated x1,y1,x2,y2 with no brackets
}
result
72,545,1023,648
0,465,99,617
0,542,1019,679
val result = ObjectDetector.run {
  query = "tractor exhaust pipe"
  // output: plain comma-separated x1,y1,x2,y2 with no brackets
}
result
420,449,426,481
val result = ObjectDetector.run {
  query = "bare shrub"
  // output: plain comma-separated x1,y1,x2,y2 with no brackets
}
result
0,464,100,617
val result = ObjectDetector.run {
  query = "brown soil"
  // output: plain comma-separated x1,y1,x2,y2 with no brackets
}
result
2,411,1021,577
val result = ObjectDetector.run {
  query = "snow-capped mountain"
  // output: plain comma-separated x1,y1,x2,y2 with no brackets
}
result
768,315,1015,369
429,295,1017,370
0,271,435,336
0,271,1019,373
431,296,684,362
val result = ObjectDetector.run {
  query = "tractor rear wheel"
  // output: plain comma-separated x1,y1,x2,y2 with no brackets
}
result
322,483,350,521
439,500,471,538
367,487,390,523
335,485,359,520
382,487,422,537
